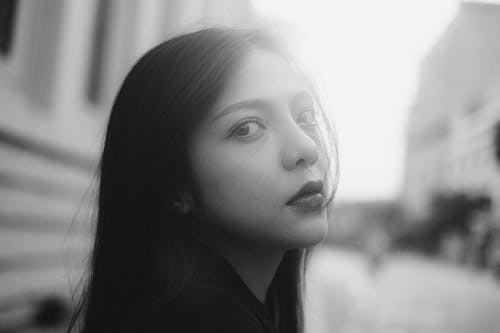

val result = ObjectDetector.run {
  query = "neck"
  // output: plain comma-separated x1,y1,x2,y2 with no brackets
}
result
198,233,284,303
222,246,284,303
187,219,285,303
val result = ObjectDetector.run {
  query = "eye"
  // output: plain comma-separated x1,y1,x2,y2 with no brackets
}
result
228,118,266,139
297,108,317,127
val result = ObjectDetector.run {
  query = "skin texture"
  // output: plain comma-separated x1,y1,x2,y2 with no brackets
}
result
184,47,329,302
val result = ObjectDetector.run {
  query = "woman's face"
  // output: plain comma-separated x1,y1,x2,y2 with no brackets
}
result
186,47,329,250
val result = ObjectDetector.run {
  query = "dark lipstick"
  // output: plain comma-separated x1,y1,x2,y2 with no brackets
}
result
286,180,324,209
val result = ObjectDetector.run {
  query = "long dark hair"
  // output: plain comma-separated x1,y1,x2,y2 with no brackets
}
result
68,28,338,333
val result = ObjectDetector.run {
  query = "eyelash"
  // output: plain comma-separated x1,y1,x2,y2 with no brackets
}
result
227,109,318,139
228,117,265,138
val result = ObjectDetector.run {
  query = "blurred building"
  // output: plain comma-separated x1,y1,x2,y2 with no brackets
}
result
0,0,254,329
403,2,500,223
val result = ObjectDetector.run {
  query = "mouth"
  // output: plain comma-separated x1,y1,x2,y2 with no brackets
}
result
286,179,325,209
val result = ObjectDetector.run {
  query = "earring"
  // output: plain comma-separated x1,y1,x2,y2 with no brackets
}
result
172,200,190,215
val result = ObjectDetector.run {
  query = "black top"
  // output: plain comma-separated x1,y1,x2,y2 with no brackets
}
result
136,244,279,333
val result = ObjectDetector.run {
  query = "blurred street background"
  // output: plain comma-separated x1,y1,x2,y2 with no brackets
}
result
1,0,500,332
305,246,500,333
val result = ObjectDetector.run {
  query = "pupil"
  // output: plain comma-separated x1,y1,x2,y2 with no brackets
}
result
236,125,250,136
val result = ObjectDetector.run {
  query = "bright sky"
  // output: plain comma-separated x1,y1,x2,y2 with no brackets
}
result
252,0,461,201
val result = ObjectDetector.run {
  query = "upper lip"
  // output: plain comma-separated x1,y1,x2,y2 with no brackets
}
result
287,180,324,204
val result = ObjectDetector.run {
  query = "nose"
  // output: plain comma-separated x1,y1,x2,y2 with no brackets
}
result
281,122,320,171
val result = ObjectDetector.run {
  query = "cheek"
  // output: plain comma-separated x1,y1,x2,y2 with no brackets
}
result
188,141,286,237
192,145,281,216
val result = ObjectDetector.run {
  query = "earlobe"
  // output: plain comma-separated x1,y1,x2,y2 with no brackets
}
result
172,188,195,215
172,200,191,215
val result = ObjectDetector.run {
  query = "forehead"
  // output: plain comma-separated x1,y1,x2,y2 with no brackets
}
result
214,48,307,109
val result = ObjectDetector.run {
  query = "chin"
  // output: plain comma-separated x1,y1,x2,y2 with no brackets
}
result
283,214,328,249
298,228,328,248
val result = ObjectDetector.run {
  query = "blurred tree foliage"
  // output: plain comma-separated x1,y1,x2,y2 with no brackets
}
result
395,193,491,256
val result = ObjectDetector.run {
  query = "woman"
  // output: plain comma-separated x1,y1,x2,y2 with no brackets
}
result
68,27,338,333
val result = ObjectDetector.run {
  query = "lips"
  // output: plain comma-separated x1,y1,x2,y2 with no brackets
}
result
286,179,325,208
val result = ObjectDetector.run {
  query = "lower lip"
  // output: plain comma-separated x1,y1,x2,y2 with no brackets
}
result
286,193,324,210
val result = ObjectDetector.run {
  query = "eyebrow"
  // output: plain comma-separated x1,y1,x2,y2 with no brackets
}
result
210,99,272,124
210,90,314,124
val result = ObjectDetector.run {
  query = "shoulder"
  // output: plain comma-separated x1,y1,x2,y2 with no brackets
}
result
142,283,266,333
